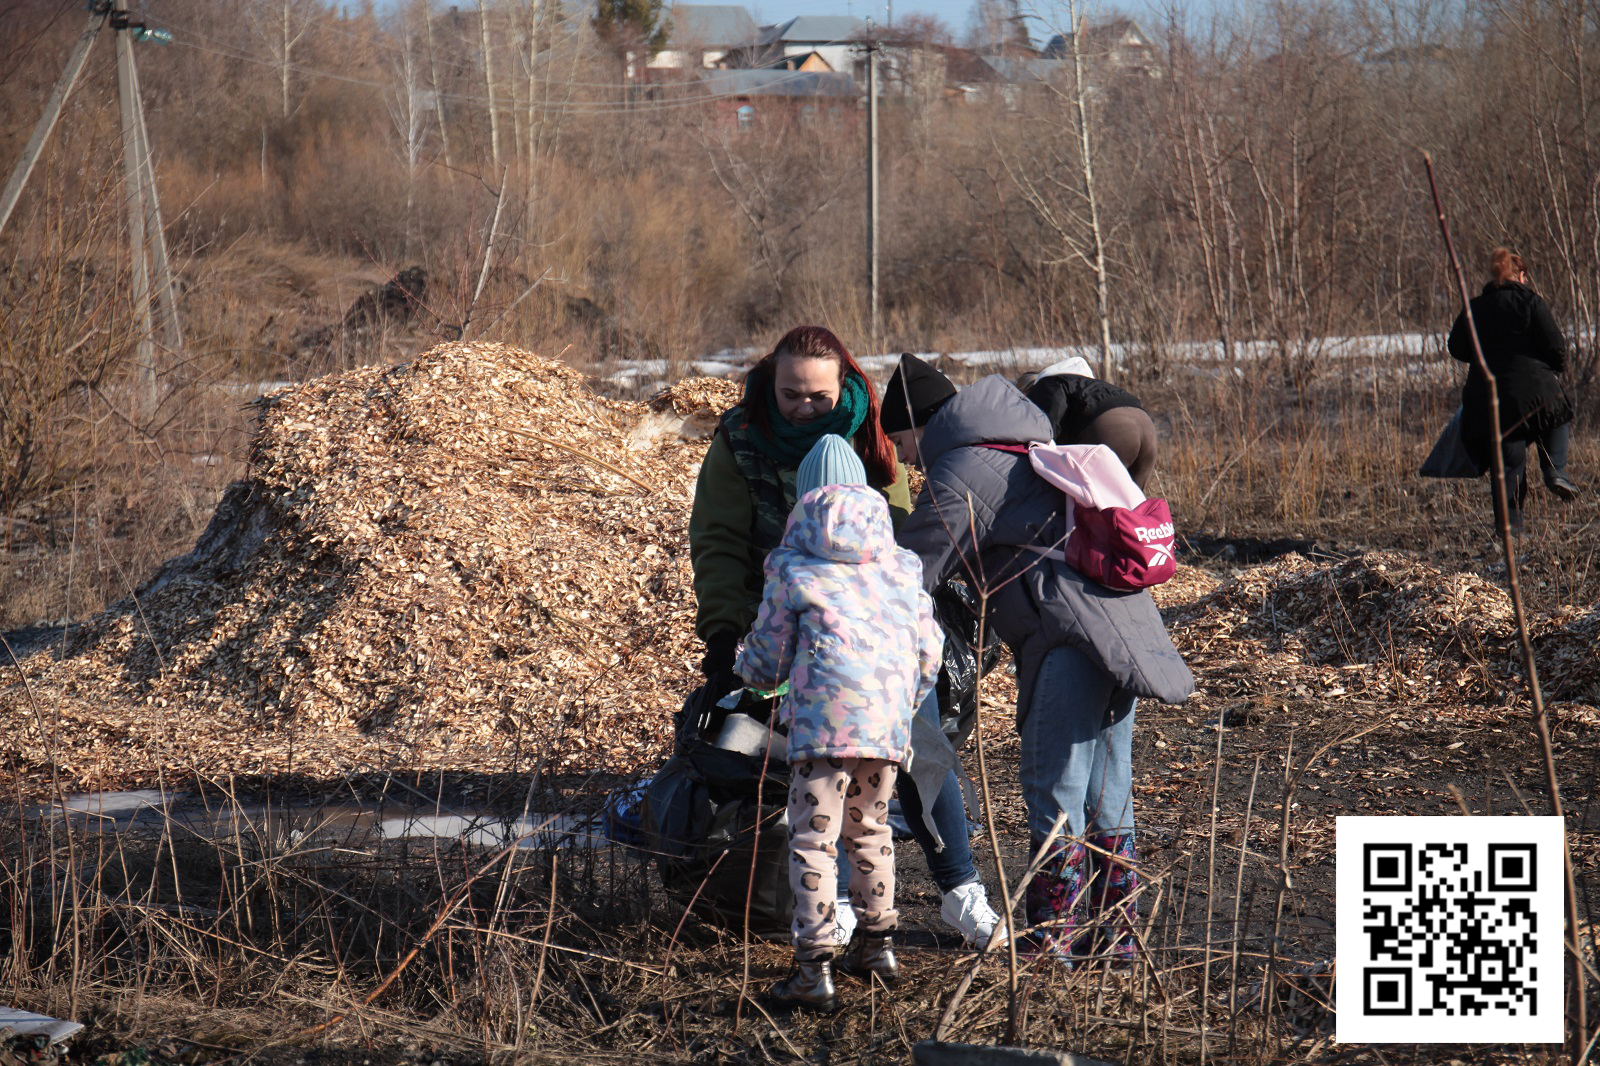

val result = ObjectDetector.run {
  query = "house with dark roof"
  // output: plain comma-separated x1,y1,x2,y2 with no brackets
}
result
978,55,1063,85
650,4,762,71
869,39,999,104
755,15,868,81
1041,17,1159,77
648,4,762,74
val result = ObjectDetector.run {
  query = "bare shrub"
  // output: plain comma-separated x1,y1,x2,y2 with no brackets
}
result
0,177,246,630
0,189,142,513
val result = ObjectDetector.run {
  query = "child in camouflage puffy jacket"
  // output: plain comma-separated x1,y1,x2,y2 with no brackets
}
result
736,434,943,1011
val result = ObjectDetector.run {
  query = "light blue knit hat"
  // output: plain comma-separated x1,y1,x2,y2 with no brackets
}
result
796,434,867,498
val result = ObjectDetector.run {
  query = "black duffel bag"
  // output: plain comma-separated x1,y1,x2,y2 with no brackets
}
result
643,684,793,940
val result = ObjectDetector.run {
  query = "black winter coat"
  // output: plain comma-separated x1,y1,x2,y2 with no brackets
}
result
1447,281,1573,466
1025,374,1144,444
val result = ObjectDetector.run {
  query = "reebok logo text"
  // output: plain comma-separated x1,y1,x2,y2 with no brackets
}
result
1135,522,1175,544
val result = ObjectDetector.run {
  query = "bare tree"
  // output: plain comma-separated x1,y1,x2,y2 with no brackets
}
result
690,113,852,313
1470,0,1600,356
244,0,322,118
1066,4,1113,376
388,12,433,259
989,5,1127,375
422,0,454,168
966,0,1032,54
481,1,503,169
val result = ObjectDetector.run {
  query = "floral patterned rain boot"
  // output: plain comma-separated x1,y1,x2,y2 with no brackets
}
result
1088,832,1140,966
1022,839,1087,967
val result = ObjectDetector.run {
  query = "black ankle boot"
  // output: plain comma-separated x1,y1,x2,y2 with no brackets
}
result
768,954,838,1012
836,932,900,987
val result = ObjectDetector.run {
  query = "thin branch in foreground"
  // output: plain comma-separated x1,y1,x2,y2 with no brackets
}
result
298,814,562,1038
1422,152,1586,1061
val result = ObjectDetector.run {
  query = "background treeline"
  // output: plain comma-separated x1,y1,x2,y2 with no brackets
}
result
4,0,1599,370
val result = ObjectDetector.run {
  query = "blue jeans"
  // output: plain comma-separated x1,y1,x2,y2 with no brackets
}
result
1020,644,1136,845
838,690,978,895
900,763,977,892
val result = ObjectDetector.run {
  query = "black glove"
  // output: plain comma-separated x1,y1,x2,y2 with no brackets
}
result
700,630,739,679
705,668,744,707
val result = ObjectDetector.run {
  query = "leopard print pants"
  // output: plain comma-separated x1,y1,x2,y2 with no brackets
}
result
788,756,898,957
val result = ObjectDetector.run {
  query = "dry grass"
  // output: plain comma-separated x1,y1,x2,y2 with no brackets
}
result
0,194,245,634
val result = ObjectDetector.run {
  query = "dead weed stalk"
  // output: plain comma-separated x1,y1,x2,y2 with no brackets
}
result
1426,152,1588,1060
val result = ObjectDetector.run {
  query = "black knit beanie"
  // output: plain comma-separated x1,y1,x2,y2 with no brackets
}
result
880,353,957,434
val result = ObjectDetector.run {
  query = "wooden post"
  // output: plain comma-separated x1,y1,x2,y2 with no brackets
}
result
0,11,107,238
115,0,157,397
126,33,182,355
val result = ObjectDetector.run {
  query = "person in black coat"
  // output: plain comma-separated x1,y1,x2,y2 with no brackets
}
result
1020,357,1158,488
1447,247,1578,531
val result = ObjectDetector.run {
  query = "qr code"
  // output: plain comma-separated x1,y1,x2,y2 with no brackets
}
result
1336,816,1563,1044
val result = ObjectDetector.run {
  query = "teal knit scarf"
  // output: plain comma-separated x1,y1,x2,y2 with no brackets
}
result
744,371,870,466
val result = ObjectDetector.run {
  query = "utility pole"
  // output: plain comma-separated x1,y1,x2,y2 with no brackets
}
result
865,32,880,355
129,14,181,360
0,11,108,236
116,0,154,377
0,0,182,403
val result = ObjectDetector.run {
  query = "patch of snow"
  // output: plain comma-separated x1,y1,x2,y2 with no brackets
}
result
56,790,172,815
0,1007,83,1044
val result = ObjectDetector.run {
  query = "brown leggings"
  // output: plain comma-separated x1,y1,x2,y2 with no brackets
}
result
788,756,898,958
1082,407,1158,489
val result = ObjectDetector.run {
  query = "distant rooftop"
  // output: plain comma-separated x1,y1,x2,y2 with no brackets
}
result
665,4,760,47
758,15,867,46
701,68,861,96
979,56,1063,83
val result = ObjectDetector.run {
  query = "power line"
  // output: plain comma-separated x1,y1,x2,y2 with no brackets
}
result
144,10,876,116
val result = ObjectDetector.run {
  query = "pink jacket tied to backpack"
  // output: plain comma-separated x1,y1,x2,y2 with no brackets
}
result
1006,442,1177,592
735,483,944,763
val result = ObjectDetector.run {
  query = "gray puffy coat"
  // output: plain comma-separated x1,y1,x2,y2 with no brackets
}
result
896,375,1194,721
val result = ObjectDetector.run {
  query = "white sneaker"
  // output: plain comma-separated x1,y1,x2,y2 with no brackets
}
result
830,898,858,947
941,881,1008,948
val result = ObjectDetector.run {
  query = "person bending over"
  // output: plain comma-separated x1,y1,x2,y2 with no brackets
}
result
1023,357,1158,489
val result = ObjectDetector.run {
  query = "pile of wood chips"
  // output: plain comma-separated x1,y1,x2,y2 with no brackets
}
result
1533,602,1600,704
1,342,1592,795
3,344,732,789
1168,550,1598,707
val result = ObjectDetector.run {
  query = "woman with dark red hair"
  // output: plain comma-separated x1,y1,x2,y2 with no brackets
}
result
1447,247,1579,532
690,325,1006,962
692,326,902,658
